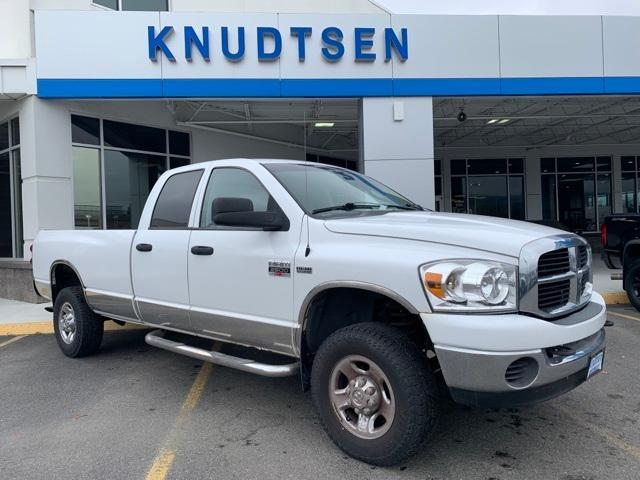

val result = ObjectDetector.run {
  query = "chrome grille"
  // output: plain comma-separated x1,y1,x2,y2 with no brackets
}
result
538,278,571,311
519,235,592,319
537,249,570,277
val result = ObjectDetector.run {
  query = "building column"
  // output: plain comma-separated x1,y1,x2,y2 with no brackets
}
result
525,154,542,220
360,97,435,210
20,96,74,257
612,154,622,213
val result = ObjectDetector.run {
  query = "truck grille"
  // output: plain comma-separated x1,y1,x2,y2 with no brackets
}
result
537,248,570,277
538,279,571,311
520,236,592,319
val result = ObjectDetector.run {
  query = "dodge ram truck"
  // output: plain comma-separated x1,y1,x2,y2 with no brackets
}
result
32,159,607,466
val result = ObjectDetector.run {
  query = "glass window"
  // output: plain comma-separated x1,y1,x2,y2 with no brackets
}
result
541,175,557,221
12,149,22,258
94,0,118,8
169,131,190,157
557,157,594,173
467,159,507,175
622,156,636,172
170,157,191,169
121,0,168,10
451,160,466,175
541,158,555,173
508,158,524,174
72,115,100,146
557,174,596,232
451,176,467,213
200,168,274,228
0,152,12,257
151,170,203,229
10,118,19,147
434,159,441,176
622,172,636,213
467,176,508,217
73,147,102,229
0,122,8,151
509,176,525,220
597,156,612,171
104,150,166,229
597,173,612,226
103,120,166,154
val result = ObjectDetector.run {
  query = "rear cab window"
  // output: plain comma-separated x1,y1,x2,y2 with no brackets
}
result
150,169,204,229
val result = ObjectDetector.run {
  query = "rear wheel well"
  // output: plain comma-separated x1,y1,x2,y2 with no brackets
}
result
300,288,434,380
51,263,83,304
624,242,640,273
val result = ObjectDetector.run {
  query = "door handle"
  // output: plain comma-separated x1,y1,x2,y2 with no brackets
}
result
136,243,153,252
191,245,214,256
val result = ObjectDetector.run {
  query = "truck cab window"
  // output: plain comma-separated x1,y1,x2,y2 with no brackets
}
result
150,170,203,229
199,168,275,228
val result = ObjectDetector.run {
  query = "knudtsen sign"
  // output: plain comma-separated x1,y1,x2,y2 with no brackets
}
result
148,25,409,63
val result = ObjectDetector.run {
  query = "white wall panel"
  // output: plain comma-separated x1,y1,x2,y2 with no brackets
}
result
603,16,640,77
392,15,500,78
499,16,603,78
35,11,162,80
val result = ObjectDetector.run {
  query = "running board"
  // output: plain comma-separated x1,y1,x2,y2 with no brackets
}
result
610,272,623,280
144,329,299,378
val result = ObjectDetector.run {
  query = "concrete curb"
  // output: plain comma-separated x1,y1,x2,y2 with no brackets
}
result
0,321,147,336
601,292,630,305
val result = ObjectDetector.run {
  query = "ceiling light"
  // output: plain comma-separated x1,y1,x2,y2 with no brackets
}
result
498,119,510,124
486,119,499,125
314,122,334,128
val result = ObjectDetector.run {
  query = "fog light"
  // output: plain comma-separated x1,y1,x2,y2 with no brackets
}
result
505,357,539,389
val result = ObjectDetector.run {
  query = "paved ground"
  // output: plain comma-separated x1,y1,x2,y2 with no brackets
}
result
0,307,639,480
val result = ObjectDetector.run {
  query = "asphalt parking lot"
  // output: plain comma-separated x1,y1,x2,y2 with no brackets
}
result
1,307,639,480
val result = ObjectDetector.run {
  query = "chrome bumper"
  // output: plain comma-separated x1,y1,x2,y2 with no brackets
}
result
430,302,606,407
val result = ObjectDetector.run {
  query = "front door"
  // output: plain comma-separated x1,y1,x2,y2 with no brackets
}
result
131,169,204,330
187,167,299,356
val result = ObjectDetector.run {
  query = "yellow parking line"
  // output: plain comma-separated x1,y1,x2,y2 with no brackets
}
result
145,345,219,480
608,311,640,323
0,321,147,336
557,405,640,461
0,335,26,349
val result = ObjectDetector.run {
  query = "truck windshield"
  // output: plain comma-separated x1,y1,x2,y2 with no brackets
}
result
264,163,422,215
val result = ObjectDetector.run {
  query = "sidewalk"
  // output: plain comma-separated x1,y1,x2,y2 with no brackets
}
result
592,255,629,305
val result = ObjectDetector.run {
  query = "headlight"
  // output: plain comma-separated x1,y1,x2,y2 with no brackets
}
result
420,260,517,313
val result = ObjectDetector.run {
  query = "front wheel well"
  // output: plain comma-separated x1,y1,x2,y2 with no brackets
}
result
50,263,83,304
300,287,433,375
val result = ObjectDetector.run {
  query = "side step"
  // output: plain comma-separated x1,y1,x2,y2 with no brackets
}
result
145,329,299,378
610,272,623,281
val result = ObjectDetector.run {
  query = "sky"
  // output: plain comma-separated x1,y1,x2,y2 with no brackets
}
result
373,0,640,15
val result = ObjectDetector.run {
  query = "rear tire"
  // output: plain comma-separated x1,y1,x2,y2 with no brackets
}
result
53,286,104,357
311,323,438,466
624,259,640,312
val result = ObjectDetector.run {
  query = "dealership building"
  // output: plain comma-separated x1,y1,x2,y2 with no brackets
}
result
2,0,640,301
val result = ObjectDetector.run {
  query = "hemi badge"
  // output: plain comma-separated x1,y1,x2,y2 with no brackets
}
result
296,266,312,274
268,261,291,277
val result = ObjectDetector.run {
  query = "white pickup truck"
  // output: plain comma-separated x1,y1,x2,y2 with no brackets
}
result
32,159,606,466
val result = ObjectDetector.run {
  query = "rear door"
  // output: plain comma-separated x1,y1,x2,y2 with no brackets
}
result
131,169,204,330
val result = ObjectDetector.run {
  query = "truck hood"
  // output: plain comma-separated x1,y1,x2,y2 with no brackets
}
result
323,211,566,258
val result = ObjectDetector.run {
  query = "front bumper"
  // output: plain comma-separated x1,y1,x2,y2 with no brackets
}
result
421,293,607,407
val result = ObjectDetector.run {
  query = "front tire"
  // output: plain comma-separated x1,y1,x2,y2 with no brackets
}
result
624,259,640,312
311,323,438,466
53,286,104,357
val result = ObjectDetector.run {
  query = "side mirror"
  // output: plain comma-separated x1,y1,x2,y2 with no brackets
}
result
213,211,288,231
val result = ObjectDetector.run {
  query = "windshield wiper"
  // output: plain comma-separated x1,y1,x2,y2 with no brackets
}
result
383,203,423,211
312,203,381,214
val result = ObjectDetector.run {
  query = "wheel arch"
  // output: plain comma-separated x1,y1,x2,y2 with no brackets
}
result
623,240,640,274
296,281,429,360
50,260,86,304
